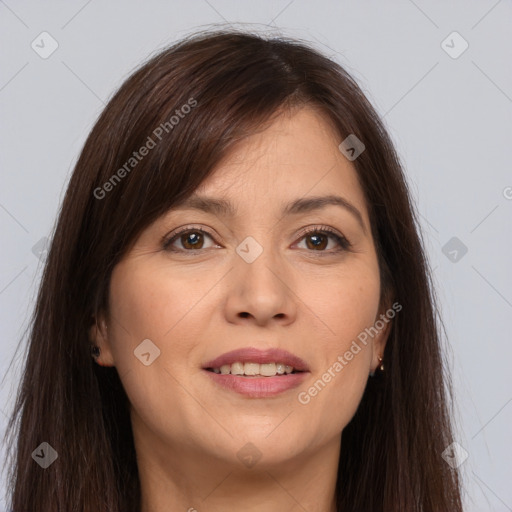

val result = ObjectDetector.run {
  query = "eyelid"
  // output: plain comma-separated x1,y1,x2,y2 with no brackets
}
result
161,224,218,250
162,224,351,253
294,225,352,251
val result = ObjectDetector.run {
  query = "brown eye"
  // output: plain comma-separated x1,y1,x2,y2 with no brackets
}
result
304,233,329,251
179,231,204,250
296,227,351,253
163,228,217,252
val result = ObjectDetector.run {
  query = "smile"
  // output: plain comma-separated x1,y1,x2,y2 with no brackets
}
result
206,362,301,377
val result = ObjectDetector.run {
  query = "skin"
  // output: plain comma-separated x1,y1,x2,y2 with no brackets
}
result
90,106,392,512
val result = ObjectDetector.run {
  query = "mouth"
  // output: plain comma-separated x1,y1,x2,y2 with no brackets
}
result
204,362,304,377
202,347,309,398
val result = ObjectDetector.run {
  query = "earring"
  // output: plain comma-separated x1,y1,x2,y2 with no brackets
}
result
91,345,100,359
369,355,385,377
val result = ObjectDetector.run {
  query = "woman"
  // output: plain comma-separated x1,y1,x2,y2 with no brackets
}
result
4,29,463,511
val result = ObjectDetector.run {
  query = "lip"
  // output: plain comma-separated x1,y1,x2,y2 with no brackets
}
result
202,347,310,372
202,347,310,398
203,370,308,398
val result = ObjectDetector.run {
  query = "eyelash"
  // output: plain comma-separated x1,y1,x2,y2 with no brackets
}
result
162,225,352,255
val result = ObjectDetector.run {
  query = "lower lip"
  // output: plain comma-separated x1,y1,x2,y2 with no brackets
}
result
203,369,309,398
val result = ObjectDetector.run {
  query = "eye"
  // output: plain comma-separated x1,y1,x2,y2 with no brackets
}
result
162,225,351,254
294,226,351,253
163,226,218,252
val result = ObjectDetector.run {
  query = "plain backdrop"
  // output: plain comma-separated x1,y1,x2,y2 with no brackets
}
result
1,1,511,511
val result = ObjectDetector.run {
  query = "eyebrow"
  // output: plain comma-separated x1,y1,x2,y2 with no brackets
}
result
173,194,366,233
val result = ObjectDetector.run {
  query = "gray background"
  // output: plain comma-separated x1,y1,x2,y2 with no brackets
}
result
1,1,511,510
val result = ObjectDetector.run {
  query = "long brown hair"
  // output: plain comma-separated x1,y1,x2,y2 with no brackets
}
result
4,29,463,511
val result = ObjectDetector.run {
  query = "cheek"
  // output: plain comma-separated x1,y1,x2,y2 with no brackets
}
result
104,261,186,391
105,261,212,437
108,258,212,347
301,258,381,354
335,281,380,348
292,260,380,433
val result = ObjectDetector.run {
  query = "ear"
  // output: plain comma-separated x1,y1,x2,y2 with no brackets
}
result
370,302,395,374
88,312,116,367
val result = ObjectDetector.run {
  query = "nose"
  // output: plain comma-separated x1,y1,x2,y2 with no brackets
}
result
223,240,298,327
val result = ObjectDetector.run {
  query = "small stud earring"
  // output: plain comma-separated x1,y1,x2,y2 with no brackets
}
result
378,355,384,372
91,345,100,358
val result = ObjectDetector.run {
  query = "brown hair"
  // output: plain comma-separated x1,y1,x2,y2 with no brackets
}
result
4,29,463,511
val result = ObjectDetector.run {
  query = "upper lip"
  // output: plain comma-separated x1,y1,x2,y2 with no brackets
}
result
203,347,310,372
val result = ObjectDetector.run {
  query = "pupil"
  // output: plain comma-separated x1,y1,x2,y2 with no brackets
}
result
308,234,326,250
184,232,201,248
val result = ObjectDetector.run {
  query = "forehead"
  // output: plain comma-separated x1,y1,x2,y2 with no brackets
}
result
185,107,370,226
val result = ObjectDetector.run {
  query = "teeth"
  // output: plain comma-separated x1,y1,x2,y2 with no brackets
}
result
244,362,259,375
231,362,244,375
260,363,276,376
210,362,298,376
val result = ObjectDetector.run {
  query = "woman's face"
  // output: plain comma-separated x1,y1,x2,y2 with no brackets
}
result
91,106,390,471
